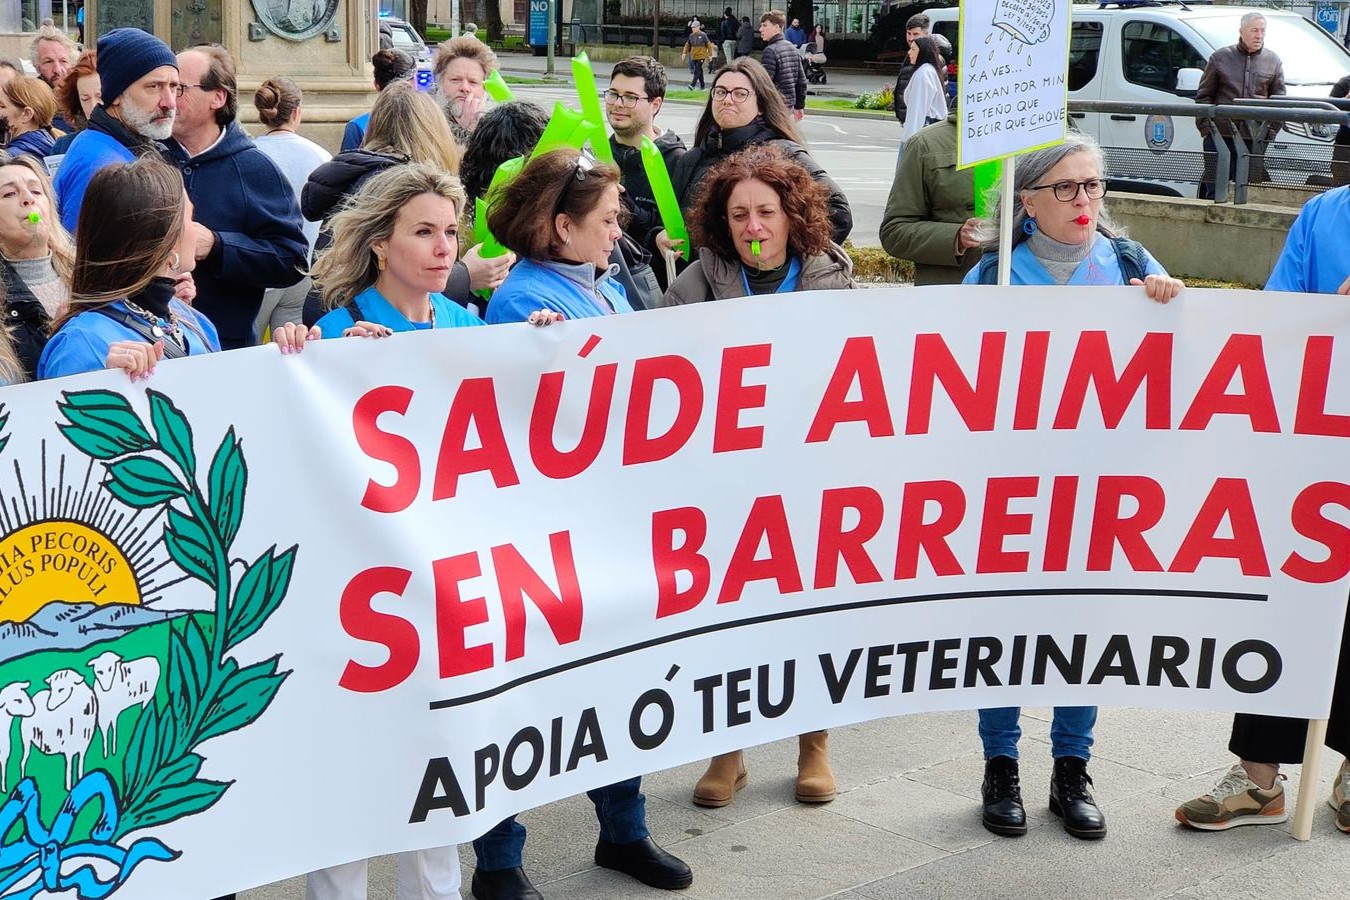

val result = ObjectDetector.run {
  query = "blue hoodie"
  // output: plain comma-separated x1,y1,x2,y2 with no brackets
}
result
53,106,145,233
164,121,308,350
7,128,56,161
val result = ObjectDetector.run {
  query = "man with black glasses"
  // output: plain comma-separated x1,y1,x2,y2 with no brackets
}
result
605,56,687,275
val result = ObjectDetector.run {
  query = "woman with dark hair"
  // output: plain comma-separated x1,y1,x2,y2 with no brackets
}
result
458,99,547,202
51,48,97,156
664,144,854,304
473,147,694,900
0,150,73,379
670,57,851,247
899,35,948,146
37,157,215,379
342,47,416,151
0,74,62,160
663,145,852,809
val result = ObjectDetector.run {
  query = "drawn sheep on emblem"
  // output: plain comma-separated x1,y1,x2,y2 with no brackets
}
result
88,651,160,758
0,681,35,791
21,669,97,790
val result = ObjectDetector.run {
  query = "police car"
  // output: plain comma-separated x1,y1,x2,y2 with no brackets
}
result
923,1,1350,196
380,13,437,92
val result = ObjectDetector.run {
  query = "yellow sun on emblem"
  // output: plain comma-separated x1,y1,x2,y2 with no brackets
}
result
0,521,141,622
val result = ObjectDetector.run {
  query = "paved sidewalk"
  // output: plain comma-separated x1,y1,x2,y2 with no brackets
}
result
242,706,1350,899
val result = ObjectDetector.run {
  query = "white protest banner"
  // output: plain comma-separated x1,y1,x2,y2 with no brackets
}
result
957,0,1072,167
1,286,1348,897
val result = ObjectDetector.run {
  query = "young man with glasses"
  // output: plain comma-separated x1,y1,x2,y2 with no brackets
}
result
54,27,180,233
605,56,687,272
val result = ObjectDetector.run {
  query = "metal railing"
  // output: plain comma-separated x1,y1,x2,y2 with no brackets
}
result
1067,99,1350,203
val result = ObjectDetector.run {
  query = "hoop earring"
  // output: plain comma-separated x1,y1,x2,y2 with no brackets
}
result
1022,217,1038,236
168,251,180,272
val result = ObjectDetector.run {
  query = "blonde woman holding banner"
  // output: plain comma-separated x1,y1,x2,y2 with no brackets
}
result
963,134,1181,841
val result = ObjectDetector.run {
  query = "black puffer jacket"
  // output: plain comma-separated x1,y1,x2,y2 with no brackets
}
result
301,148,407,226
671,119,852,245
1,260,52,380
760,33,805,111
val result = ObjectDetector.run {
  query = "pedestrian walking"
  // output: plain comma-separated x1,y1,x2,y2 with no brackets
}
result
758,9,805,119
736,16,756,58
785,17,807,48
894,13,951,129
897,35,949,167
718,7,739,65
681,21,714,90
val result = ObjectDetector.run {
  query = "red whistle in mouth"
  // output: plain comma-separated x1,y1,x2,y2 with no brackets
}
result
1075,215,1091,225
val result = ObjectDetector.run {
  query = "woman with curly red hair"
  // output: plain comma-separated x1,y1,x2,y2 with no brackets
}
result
663,144,855,305
663,145,854,811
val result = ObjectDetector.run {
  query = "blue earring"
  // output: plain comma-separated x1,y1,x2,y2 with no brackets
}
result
1022,217,1038,236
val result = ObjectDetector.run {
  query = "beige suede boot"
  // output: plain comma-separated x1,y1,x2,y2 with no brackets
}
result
795,731,836,803
692,751,747,807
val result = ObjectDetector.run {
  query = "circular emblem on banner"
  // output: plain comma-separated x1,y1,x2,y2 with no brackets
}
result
1144,114,1175,153
250,0,341,41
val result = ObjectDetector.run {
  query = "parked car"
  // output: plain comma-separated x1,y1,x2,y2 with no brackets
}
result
925,2,1350,196
380,13,436,92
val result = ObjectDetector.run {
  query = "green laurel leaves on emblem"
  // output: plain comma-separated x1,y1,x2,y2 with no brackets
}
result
54,387,294,841
56,390,155,458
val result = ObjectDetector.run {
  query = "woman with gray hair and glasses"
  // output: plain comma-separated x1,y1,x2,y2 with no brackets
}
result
961,133,1181,846
963,133,1183,299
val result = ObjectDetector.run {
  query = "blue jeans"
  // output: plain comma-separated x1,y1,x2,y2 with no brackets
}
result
978,707,1096,761
472,777,647,871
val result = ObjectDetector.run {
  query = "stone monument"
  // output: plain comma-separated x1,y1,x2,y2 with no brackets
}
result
88,0,375,150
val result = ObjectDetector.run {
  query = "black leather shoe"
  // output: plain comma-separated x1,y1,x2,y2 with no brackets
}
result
1050,756,1107,839
595,836,693,890
471,866,544,900
982,755,1028,836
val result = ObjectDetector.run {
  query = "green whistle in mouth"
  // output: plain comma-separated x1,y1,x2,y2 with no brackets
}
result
751,240,761,256
26,211,39,224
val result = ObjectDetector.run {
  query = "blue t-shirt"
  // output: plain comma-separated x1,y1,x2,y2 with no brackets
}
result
314,285,484,338
341,113,371,153
38,300,221,380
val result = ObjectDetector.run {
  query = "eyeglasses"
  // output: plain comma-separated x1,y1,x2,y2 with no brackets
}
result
1029,178,1107,202
602,89,649,108
712,86,752,102
554,151,596,216
140,80,185,97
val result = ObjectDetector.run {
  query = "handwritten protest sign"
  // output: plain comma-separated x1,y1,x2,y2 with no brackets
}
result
1,286,1348,896
958,0,1071,167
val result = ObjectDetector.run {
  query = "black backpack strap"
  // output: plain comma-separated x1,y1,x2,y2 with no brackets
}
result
88,306,188,360
1110,236,1151,283
343,296,369,327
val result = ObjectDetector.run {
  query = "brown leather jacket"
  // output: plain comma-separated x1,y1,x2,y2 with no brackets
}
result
1195,40,1286,140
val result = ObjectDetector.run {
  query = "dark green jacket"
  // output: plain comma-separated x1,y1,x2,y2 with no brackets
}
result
879,113,978,286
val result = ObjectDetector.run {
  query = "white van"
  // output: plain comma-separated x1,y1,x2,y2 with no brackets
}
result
924,2,1350,196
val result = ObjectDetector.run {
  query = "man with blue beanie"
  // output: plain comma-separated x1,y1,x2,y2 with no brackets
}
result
54,27,179,233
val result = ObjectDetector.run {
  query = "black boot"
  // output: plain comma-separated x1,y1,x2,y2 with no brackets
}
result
1050,756,1107,839
595,836,693,890
471,867,544,900
981,755,1027,836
